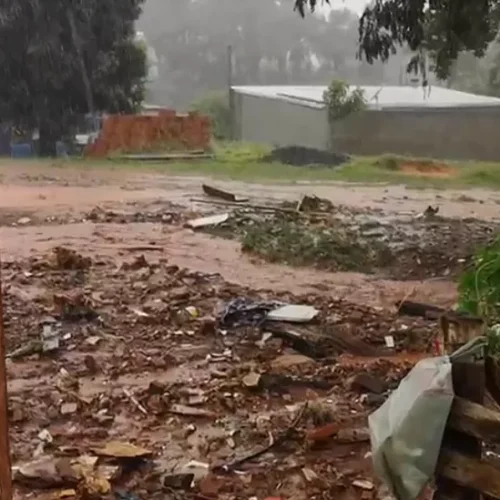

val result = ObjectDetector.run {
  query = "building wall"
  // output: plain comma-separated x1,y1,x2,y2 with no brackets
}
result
235,91,500,161
233,92,329,150
332,106,500,161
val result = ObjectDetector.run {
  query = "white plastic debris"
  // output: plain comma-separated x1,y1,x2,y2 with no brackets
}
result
266,305,318,323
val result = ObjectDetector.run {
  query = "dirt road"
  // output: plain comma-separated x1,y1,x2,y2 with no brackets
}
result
0,162,493,306
0,161,492,500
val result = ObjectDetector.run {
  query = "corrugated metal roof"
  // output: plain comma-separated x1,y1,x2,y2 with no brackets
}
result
232,85,500,109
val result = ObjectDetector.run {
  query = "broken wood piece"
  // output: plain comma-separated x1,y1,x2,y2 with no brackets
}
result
264,325,322,359
448,397,500,442
438,313,485,354
121,245,163,252
202,184,248,203
185,213,229,229
396,300,445,319
437,449,500,498
123,388,148,416
169,404,216,419
189,198,332,218
91,441,152,459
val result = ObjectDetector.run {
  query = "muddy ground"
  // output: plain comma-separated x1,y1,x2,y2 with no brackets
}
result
1,162,500,500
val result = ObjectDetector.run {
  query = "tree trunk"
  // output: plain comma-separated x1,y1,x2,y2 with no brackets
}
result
38,121,58,157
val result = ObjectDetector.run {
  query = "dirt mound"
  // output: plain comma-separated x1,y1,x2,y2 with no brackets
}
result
376,155,457,178
264,145,350,167
401,160,456,178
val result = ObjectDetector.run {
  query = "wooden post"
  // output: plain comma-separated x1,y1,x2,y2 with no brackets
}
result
434,360,484,500
0,266,12,500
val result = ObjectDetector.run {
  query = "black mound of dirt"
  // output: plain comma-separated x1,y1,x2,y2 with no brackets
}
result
263,146,350,167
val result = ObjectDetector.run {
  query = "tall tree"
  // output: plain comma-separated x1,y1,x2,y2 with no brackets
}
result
0,0,147,156
294,0,500,79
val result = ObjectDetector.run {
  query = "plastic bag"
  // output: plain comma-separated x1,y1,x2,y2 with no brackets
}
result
369,337,486,500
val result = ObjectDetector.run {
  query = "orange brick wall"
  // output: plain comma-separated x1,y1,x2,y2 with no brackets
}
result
86,111,211,157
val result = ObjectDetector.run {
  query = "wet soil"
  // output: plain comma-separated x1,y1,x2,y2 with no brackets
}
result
0,160,496,499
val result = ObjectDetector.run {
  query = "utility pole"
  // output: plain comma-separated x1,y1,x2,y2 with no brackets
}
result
227,45,235,140
0,263,12,500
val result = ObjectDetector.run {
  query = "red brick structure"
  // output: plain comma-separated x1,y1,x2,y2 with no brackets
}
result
86,111,211,157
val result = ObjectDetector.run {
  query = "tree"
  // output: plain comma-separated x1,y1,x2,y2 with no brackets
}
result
294,0,500,80
0,0,147,156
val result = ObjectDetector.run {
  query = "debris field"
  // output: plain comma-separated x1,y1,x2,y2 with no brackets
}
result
1,166,499,500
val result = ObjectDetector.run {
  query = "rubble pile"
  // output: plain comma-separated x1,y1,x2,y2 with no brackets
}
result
195,200,500,280
4,246,439,499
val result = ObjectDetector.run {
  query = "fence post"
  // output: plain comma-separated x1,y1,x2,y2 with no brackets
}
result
434,360,484,500
0,265,11,500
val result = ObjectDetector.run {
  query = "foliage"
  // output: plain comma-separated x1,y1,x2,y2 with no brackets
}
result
458,237,500,323
0,0,147,156
323,80,366,123
191,93,231,140
294,0,500,80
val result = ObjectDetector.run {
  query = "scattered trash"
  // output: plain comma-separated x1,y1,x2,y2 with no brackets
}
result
242,372,262,388
202,184,248,203
17,216,32,225
264,326,323,359
370,338,486,500
185,306,199,318
85,335,102,346
7,340,42,359
213,403,308,473
91,441,152,459
60,402,78,416
123,388,148,416
220,298,285,328
14,456,78,488
266,304,319,323
384,335,395,348
170,404,216,419
296,195,334,213
271,353,316,369
186,213,229,229
41,322,60,353
302,467,319,482
353,479,374,491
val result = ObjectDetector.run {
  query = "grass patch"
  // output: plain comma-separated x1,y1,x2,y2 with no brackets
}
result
5,143,500,190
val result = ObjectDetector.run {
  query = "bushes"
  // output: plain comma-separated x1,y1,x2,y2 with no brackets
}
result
190,92,231,140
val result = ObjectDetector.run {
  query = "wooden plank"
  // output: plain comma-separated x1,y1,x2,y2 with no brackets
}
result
0,267,12,500
434,361,484,500
486,356,500,408
448,397,500,442
202,184,248,203
437,449,500,499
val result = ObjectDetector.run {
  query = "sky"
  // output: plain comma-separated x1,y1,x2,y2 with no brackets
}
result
323,0,367,15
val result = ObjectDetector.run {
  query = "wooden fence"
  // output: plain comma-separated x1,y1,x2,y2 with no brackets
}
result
434,357,500,499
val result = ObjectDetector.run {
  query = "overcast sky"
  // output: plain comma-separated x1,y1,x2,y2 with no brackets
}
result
324,0,367,14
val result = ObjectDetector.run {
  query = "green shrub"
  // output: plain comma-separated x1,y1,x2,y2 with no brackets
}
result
190,92,231,140
323,80,366,123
